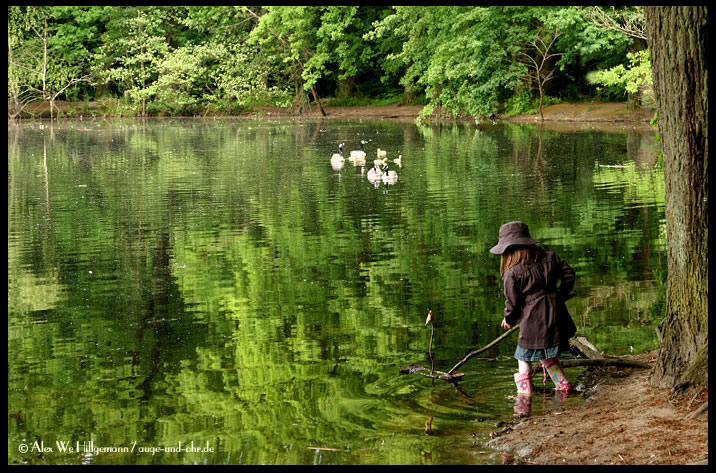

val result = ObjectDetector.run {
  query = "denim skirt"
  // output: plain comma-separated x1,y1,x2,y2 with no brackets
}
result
514,344,561,361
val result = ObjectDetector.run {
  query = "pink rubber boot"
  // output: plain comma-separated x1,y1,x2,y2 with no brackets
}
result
513,372,533,417
542,358,571,392
514,371,533,395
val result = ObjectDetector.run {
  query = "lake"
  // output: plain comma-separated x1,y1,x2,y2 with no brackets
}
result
8,118,665,465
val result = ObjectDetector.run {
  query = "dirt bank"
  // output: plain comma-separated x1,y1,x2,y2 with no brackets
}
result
251,101,655,127
15,101,654,128
504,101,655,125
250,104,424,122
485,351,708,465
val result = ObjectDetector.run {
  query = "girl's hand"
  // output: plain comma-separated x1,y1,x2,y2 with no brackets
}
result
501,319,514,330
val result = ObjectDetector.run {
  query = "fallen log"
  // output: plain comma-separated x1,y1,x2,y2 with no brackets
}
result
569,336,604,359
532,358,652,370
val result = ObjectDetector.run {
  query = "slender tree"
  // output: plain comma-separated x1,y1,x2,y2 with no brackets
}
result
8,6,91,119
645,6,708,389
519,27,562,121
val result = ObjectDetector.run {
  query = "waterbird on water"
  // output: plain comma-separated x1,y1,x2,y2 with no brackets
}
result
348,141,367,166
381,166,398,184
331,143,344,158
348,155,366,167
366,164,384,183
330,143,345,171
349,140,368,160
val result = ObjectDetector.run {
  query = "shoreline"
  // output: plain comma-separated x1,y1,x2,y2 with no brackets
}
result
11,101,655,130
484,351,708,465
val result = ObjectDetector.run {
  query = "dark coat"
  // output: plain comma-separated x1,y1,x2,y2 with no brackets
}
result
503,250,576,350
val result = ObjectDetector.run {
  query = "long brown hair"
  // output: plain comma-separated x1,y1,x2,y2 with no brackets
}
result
500,245,543,278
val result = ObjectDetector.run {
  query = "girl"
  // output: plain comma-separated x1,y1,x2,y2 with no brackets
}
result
490,221,576,396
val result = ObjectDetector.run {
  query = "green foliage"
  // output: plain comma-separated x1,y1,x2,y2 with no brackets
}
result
504,91,537,117
587,49,653,101
8,6,97,115
8,6,650,118
369,7,530,119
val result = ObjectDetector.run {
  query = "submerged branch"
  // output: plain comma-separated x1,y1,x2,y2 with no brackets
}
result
399,364,465,382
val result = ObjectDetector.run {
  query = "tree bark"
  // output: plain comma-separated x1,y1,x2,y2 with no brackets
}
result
336,76,356,99
401,80,416,105
645,6,708,388
310,85,327,117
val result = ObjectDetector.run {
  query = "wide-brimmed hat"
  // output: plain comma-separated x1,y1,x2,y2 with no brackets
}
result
489,221,539,255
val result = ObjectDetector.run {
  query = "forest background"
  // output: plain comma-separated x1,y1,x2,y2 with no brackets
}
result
8,6,652,122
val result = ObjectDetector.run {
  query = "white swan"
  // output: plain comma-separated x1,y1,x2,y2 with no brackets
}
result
348,154,366,167
349,140,368,160
366,164,384,183
330,143,345,171
382,166,398,184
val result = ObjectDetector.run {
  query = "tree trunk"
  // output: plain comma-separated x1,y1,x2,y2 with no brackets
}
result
310,85,327,117
336,76,356,99
537,81,544,121
401,81,416,105
645,6,708,388
293,74,307,114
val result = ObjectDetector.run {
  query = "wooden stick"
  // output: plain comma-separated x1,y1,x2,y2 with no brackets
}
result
447,325,520,374
426,309,435,378
428,323,435,377
400,351,650,383
687,401,708,419
428,323,434,358
399,364,465,381
446,325,650,374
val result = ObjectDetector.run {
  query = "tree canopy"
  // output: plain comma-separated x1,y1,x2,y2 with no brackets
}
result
8,6,649,120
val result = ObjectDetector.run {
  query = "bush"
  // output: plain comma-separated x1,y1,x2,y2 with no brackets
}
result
503,91,537,117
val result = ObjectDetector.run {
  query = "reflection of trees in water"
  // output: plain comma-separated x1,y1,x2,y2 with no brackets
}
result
578,280,662,327
8,120,667,464
575,279,664,354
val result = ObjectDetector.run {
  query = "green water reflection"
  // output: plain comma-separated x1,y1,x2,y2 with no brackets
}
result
8,119,665,464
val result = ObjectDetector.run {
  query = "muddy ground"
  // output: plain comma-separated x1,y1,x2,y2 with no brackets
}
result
16,101,655,129
485,351,708,465
251,101,656,128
